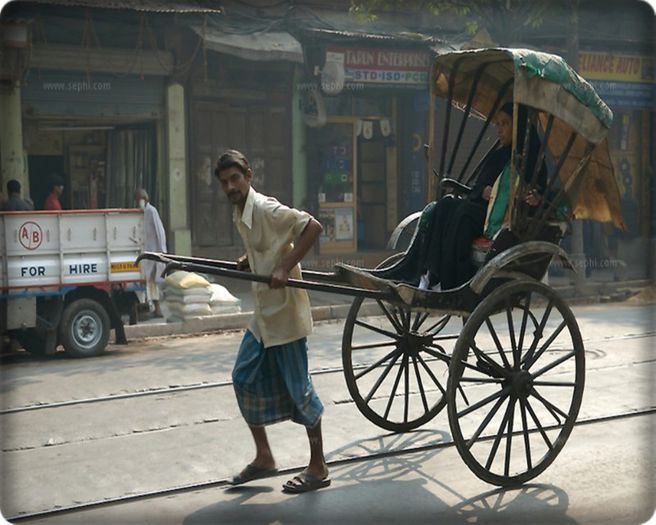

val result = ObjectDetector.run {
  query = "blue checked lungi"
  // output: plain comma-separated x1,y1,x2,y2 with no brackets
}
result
232,330,324,428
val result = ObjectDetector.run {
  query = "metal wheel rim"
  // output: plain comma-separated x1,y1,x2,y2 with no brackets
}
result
71,310,103,350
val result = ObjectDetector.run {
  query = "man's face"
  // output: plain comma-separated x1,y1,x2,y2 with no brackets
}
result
54,184,64,196
495,110,513,147
217,166,252,208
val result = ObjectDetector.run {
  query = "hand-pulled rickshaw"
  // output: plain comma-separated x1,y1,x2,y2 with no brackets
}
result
139,48,624,486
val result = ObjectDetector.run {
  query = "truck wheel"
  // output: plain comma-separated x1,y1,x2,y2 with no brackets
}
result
15,329,47,357
59,299,110,358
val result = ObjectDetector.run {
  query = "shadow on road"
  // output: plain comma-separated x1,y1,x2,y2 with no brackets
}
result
183,427,578,525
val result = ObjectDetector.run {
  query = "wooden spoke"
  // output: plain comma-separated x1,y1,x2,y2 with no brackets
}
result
459,376,505,384
404,349,410,423
376,300,404,333
425,315,451,334
521,301,554,366
354,319,401,341
529,387,570,423
519,398,533,470
411,354,430,413
505,302,519,369
470,342,511,378
466,392,510,449
424,345,451,361
532,379,576,387
524,320,567,370
516,292,533,356
531,349,576,379
457,383,470,406
351,341,398,351
524,398,554,450
457,386,511,419
383,353,408,419
412,310,431,332
416,353,447,395
484,397,514,471
503,398,517,477
485,317,511,369
364,352,402,403
355,347,402,380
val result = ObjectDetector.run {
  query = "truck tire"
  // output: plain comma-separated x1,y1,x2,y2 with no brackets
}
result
15,329,47,357
59,298,110,358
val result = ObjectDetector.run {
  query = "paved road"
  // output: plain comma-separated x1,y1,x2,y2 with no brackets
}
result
1,300,654,524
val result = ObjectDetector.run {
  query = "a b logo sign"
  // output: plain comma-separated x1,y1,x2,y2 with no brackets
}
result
19,222,43,250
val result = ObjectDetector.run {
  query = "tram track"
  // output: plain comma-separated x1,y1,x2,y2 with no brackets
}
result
7,405,656,523
2,329,653,415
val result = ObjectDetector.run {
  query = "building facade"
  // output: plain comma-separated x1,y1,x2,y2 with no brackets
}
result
1,0,653,275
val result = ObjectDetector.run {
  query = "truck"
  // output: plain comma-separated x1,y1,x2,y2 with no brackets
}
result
0,209,145,358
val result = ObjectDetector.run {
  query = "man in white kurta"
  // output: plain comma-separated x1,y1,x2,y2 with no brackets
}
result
136,188,167,317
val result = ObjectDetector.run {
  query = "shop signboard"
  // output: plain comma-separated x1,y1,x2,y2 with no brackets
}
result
326,47,430,87
579,51,655,108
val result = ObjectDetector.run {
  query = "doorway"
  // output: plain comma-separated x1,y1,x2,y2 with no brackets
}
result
357,138,387,249
28,155,65,210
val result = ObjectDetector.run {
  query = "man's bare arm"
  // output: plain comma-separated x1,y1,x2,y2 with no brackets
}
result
270,218,323,288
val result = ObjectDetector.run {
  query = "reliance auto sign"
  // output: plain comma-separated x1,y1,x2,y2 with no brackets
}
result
327,47,430,86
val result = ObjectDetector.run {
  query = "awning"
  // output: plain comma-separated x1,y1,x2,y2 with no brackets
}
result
14,0,223,14
190,25,304,63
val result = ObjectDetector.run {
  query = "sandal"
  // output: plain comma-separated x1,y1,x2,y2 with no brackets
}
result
282,472,331,494
230,464,278,486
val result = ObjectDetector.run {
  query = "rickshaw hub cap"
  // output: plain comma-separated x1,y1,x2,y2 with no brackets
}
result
511,370,533,398
402,332,433,355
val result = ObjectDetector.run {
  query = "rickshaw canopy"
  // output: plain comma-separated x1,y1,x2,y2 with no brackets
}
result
432,47,625,229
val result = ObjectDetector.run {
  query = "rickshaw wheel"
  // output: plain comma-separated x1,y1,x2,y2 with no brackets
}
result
447,280,584,486
342,293,455,432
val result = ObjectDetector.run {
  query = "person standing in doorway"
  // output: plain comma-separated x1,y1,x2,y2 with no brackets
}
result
43,174,64,210
4,180,33,211
215,149,330,494
135,188,167,318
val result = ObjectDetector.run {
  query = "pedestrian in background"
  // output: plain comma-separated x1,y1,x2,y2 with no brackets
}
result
44,174,65,210
4,179,33,211
215,149,330,494
135,188,167,318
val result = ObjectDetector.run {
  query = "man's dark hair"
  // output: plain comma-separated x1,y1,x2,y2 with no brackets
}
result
7,179,20,194
50,174,64,188
500,102,514,118
215,149,250,177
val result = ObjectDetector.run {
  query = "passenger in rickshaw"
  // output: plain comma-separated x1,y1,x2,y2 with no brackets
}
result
379,103,545,290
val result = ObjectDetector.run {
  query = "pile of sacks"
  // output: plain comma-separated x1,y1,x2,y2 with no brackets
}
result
161,271,241,322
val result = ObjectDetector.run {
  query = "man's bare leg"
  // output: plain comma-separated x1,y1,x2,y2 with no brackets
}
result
249,425,276,469
305,418,329,479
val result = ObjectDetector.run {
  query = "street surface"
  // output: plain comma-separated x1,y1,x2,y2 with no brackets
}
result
0,298,654,524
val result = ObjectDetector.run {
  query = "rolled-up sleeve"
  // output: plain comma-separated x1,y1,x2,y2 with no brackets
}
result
264,197,311,242
236,190,315,348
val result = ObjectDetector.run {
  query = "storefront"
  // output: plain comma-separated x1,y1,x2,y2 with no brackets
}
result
21,69,164,211
303,45,431,254
186,27,300,257
579,50,654,239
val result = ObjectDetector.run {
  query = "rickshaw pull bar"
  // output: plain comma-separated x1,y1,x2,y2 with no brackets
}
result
136,252,394,302
139,252,338,281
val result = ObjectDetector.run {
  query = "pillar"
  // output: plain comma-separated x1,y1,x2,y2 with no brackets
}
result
0,84,27,196
165,82,191,255
291,66,307,209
